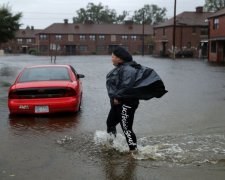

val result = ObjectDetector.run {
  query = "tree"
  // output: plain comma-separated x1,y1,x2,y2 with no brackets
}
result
204,0,225,12
116,11,129,24
132,4,167,25
0,4,22,46
73,2,128,24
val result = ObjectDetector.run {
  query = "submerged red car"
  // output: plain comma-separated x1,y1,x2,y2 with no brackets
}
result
8,65,84,114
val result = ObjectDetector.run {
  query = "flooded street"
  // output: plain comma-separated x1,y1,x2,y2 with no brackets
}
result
1,55,225,180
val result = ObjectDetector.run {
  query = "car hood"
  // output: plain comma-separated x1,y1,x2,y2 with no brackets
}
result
13,81,75,89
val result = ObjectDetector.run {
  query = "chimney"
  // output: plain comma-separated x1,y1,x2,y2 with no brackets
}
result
64,19,68,24
196,6,203,13
74,25,79,29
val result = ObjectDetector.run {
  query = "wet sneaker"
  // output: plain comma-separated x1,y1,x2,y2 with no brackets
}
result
107,127,117,137
108,132,116,138
107,132,116,145
129,149,140,158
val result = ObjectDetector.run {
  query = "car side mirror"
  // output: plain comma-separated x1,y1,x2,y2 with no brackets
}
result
77,74,85,78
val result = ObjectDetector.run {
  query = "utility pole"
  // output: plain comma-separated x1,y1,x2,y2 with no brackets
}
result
142,11,145,56
173,0,177,59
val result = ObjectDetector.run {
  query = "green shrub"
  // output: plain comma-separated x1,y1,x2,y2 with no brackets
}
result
29,49,37,55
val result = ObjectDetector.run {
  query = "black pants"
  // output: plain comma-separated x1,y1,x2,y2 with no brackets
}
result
106,103,139,150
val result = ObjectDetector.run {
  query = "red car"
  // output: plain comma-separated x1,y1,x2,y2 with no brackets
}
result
8,65,84,114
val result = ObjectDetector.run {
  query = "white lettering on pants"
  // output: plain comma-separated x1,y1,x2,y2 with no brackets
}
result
121,105,136,146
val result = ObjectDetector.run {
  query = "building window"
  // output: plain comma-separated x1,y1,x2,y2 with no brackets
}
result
97,45,106,51
121,35,128,40
17,38,23,44
89,35,96,41
200,28,208,35
79,45,88,51
50,43,60,51
99,35,105,40
55,35,62,40
111,35,116,42
211,41,217,53
39,45,48,52
80,35,85,40
213,18,219,29
40,34,47,40
26,39,32,43
131,35,137,41
68,35,73,42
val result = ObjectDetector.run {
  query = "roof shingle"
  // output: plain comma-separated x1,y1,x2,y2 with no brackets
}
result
154,11,212,28
16,29,42,38
208,7,225,18
38,23,153,35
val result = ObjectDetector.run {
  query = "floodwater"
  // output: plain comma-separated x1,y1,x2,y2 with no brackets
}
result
0,55,225,180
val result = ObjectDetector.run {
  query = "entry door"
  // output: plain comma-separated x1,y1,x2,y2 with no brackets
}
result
66,45,76,55
22,46,27,53
161,42,167,57
223,42,225,61
218,42,224,62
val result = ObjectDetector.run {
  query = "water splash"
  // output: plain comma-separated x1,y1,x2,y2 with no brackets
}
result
94,131,225,165
94,130,129,152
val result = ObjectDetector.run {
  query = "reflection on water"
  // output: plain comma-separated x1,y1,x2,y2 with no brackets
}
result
102,151,137,180
0,66,17,76
8,113,80,134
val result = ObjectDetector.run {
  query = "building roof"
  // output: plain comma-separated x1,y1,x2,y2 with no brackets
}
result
208,7,225,18
154,11,212,28
16,29,42,38
38,23,153,35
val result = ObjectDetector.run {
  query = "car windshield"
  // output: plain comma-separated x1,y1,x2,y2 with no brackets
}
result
18,67,71,82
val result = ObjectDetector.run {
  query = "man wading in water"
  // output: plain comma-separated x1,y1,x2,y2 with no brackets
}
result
106,46,167,153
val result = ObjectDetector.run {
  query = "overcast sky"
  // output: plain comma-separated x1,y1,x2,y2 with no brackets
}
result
1,0,205,29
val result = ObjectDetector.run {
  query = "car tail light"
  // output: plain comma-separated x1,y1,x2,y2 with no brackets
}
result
64,88,76,97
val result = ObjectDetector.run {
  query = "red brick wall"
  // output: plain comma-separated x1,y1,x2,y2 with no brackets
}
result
209,16,225,37
154,26,207,57
208,16,225,62
2,38,37,54
209,52,217,62
38,34,151,56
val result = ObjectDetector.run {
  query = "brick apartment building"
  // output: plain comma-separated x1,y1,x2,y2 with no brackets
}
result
208,8,225,62
2,20,153,56
2,27,42,54
153,7,212,58
36,20,154,55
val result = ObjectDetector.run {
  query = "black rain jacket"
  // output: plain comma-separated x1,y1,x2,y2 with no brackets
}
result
106,61,167,100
